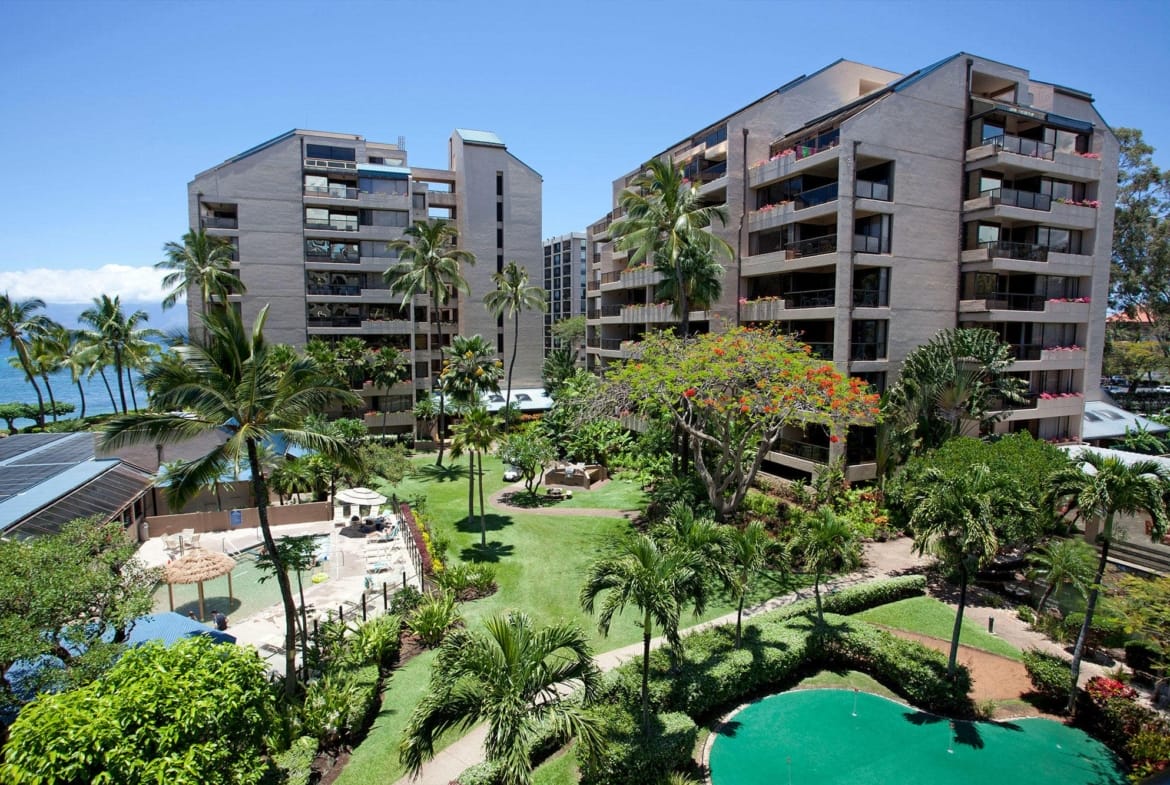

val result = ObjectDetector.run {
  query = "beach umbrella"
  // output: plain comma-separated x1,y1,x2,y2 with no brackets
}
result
163,548,238,621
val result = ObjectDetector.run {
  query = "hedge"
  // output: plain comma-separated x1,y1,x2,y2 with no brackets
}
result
273,735,318,785
1022,649,1069,709
577,707,696,785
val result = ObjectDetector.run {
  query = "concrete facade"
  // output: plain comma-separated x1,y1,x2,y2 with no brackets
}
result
543,232,588,354
585,54,1117,482
188,129,544,432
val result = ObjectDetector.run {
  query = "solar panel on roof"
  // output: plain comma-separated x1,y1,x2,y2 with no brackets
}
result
0,465,69,497
0,434,66,464
12,434,95,466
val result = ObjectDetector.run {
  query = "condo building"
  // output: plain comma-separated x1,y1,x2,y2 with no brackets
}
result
585,54,1117,482
188,129,543,434
542,232,589,354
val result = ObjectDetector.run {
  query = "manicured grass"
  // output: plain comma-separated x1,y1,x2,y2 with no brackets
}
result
794,669,901,700
548,476,646,511
532,744,578,785
339,452,794,784
853,596,1023,661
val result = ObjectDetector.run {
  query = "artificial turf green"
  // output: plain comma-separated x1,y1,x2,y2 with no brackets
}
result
709,689,1125,785
853,596,1023,661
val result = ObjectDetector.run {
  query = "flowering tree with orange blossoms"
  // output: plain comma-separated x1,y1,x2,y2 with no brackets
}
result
602,328,879,519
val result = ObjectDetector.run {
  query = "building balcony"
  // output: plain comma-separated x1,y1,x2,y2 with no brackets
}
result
855,180,891,201
307,284,361,297
201,215,238,230
304,184,359,200
959,294,1091,321
357,191,411,209
589,304,622,322
360,319,414,335
305,219,359,233
364,409,415,430
621,266,665,289
965,137,1102,181
748,142,842,188
964,187,1052,213
997,392,1084,422
599,271,623,291
308,317,362,329
1011,345,1087,370
774,437,830,465
786,235,839,261
741,290,837,323
622,303,679,324
426,191,457,208
704,139,728,161
850,342,887,362
304,157,358,172
961,241,1049,264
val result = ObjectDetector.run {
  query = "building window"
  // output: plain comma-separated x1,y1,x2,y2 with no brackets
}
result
850,320,888,361
306,144,356,161
359,177,408,195
853,215,890,254
360,209,409,228
853,268,890,307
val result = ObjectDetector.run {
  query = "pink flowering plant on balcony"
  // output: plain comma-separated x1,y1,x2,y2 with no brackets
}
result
1047,297,1091,304
1076,151,1101,159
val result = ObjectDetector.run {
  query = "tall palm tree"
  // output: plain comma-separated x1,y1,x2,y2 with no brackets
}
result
1028,537,1096,614
24,328,66,423
75,328,119,413
101,305,360,698
652,502,728,620
451,406,497,544
53,326,92,420
157,229,244,317
441,334,503,408
78,295,161,413
484,261,547,429
401,612,601,785
1046,453,1169,713
384,219,476,466
610,158,733,338
580,534,702,732
365,346,409,435
0,293,51,426
726,521,775,648
910,464,1031,677
787,508,861,624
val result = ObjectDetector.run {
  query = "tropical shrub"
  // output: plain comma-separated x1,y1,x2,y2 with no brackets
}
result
1022,648,1069,708
390,585,425,616
300,670,363,750
407,591,461,647
273,735,318,785
565,418,632,466
578,707,697,785
434,563,498,600
347,613,402,671
1078,675,1170,779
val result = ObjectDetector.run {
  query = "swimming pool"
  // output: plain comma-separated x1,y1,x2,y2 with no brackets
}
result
708,689,1125,785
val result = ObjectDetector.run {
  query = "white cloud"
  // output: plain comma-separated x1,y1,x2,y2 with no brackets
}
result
0,265,167,305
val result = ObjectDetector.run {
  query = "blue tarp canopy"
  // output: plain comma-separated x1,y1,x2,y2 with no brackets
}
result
358,163,410,179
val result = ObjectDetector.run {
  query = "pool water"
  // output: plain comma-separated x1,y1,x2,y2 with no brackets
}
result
708,689,1125,785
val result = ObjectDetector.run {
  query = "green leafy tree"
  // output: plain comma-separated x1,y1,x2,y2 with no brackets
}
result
413,395,439,444
0,402,42,433
910,464,1032,677
1028,538,1096,613
0,293,51,426
0,517,157,711
485,260,548,429
1114,424,1167,456
158,229,244,317
541,347,578,397
384,219,476,466
600,328,877,519
400,613,601,785
1115,574,1170,697
101,306,359,698
580,534,702,732
610,158,732,337
1109,128,1170,353
1046,453,1169,713
497,430,557,492
0,637,279,785
788,508,861,624
884,328,1026,457
550,315,586,359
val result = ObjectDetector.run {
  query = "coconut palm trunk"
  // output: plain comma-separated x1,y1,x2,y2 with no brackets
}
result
477,449,486,533
640,609,652,732
98,368,117,412
16,349,46,427
435,309,447,466
247,437,299,696
113,347,127,413
949,563,969,677
1068,526,1110,714
75,379,87,419
126,366,139,411
39,371,58,423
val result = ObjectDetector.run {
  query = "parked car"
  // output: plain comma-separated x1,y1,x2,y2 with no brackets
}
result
503,465,522,482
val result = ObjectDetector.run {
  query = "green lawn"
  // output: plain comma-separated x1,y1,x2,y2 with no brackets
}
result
338,452,793,784
793,669,901,700
853,596,1023,661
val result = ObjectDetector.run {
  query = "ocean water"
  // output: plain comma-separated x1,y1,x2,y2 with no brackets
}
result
0,355,143,427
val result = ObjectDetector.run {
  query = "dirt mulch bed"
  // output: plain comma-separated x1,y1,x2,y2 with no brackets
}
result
886,630,1058,720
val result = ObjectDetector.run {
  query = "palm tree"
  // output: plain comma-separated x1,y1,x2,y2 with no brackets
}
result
451,406,497,544
101,305,360,698
157,229,244,317
652,502,728,619
413,395,439,444
366,346,409,435
78,295,162,413
541,347,578,397
1028,537,1096,614
787,508,861,624
0,293,51,426
609,158,733,338
25,329,65,423
54,326,92,420
910,464,1031,677
484,261,547,429
384,220,476,466
441,334,503,409
1046,453,1169,713
401,612,601,785
726,522,775,648
580,534,701,732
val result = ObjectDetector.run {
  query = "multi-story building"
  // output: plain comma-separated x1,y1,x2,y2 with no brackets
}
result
586,54,1117,482
542,232,588,354
188,128,543,435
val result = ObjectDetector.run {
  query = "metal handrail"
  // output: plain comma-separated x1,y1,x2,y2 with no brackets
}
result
978,241,1049,262
600,271,623,284
776,437,830,463
980,134,1056,161
785,288,836,309
794,182,839,209
305,219,359,232
304,185,359,200
982,187,1052,211
855,180,890,201
852,288,888,307
785,235,838,258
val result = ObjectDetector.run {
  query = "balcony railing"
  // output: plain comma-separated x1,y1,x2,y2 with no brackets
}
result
852,288,888,308
599,338,626,351
588,305,622,318
785,288,835,309
964,291,1046,311
304,157,358,171
600,271,623,284
201,216,238,230
1006,343,1044,361
975,240,1049,262
804,342,833,360
982,187,1052,211
850,342,887,361
794,182,839,209
307,284,361,296
980,134,1056,161
304,184,358,199
587,279,600,291
785,235,838,259
776,437,830,464
307,316,361,328
305,218,359,232
306,249,361,263
855,180,891,201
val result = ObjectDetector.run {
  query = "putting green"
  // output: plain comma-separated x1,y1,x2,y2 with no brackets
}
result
708,689,1125,785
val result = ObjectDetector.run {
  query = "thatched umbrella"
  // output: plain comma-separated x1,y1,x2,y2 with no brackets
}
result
163,548,238,622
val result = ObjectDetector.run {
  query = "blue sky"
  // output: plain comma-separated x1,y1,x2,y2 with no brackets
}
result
1,0,1168,304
